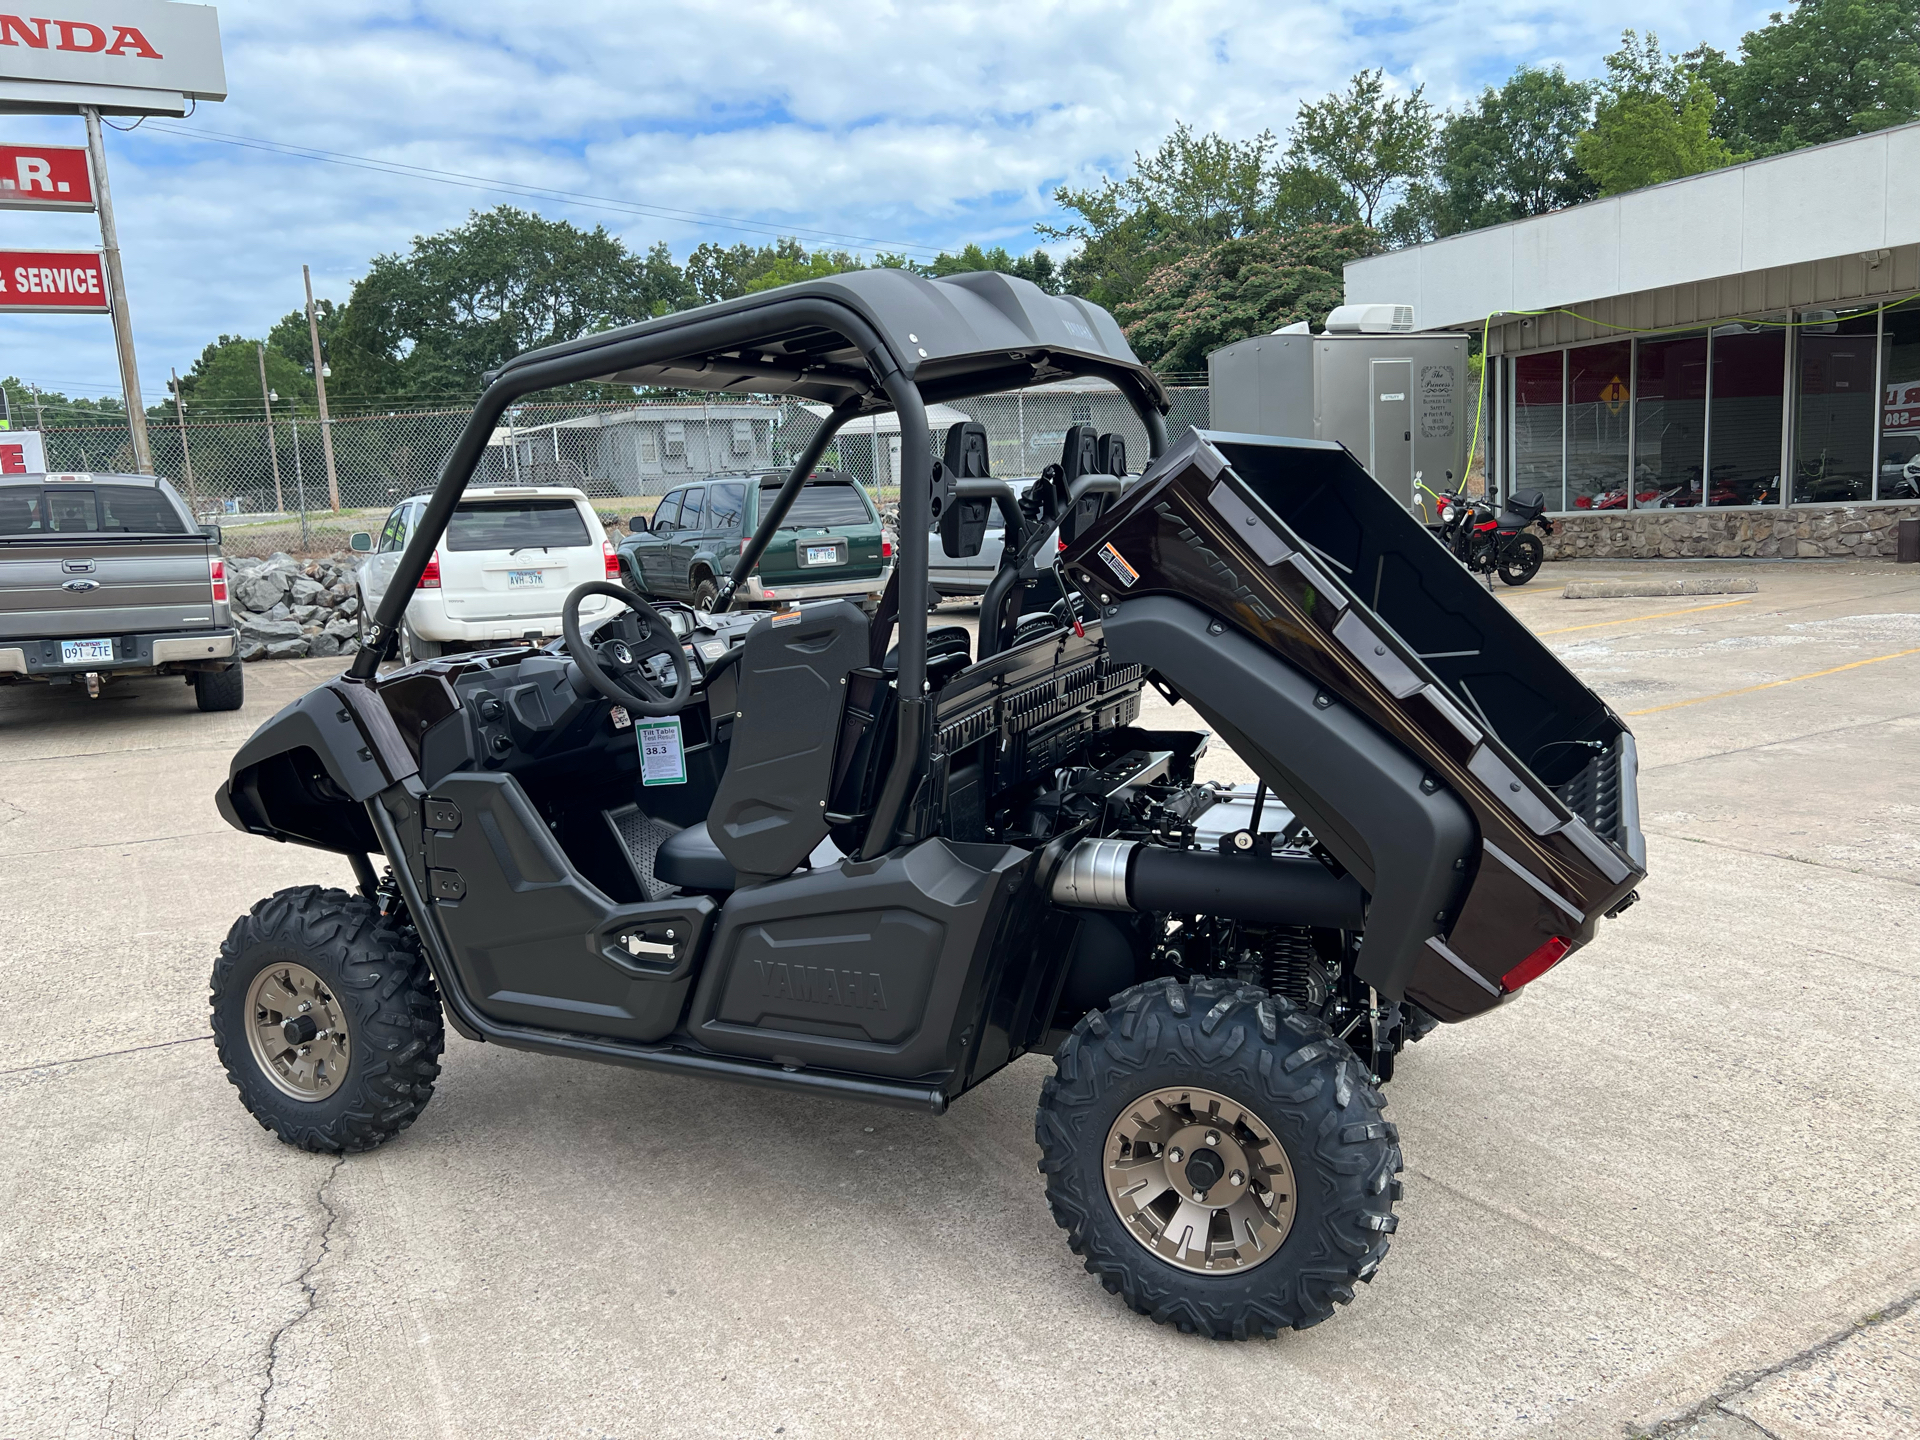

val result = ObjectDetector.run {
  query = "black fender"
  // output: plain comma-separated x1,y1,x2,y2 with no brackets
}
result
215,680,412,854
1101,594,1476,1002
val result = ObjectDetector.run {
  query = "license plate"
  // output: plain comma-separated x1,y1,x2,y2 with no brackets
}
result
61,638,113,664
803,544,838,567
507,570,544,587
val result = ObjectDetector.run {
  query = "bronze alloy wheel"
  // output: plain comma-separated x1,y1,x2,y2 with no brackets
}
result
1102,1085,1298,1274
244,961,350,1101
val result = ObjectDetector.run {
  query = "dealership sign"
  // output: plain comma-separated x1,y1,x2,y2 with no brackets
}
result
1885,380,1920,435
0,1,224,113
0,141,89,207
0,248,106,311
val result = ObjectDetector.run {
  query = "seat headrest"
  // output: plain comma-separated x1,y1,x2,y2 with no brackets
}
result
943,421,991,479
1097,433,1127,477
1059,424,1099,482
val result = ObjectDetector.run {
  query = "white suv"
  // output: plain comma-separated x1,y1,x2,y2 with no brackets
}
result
352,486,620,663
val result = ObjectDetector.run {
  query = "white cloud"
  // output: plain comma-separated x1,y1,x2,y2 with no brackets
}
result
0,0,1776,405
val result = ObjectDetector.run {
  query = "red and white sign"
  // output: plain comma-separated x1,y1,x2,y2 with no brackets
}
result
0,143,92,210
0,430,46,473
0,249,107,312
1885,380,1920,435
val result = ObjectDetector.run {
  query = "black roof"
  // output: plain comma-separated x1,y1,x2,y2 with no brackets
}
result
490,269,1168,416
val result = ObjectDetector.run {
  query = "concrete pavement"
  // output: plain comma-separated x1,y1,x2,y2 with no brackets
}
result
2,560,1916,1439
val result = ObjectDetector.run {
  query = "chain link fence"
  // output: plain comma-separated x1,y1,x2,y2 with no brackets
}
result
40,383,1210,558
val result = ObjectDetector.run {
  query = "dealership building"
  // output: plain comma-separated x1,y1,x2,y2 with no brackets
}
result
1344,120,1920,558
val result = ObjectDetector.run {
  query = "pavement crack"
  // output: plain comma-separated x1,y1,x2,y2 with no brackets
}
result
1640,827,1920,888
1629,1290,1920,1438
1639,708,1920,771
250,1154,346,1440
0,1033,212,1078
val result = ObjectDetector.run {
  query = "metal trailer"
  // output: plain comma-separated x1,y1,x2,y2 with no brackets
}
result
1207,329,1470,510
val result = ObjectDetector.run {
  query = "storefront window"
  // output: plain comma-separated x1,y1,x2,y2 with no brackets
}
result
1794,307,1877,503
1511,352,1564,510
1633,335,1708,507
1878,299,1920,500
1566,342,1631,510
1707,325,1785,504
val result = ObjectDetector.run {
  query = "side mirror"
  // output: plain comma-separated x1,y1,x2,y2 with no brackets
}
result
200,523,223,546
628,515,648,532
349,531,374,552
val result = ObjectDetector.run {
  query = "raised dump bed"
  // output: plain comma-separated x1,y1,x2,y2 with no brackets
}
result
1060,429,1645,1023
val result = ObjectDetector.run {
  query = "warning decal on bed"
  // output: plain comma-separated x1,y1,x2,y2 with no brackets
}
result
1098,542,1140,588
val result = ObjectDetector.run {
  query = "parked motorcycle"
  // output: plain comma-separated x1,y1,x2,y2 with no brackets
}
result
1427,484,1553,586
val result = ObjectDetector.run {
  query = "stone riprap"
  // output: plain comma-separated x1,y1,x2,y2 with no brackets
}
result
1543,504,1920,560
228,552,363,662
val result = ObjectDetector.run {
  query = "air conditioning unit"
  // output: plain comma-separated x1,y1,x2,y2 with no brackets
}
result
1324,304,1416,334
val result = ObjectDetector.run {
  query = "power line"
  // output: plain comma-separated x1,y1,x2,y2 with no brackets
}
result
136,121,956,259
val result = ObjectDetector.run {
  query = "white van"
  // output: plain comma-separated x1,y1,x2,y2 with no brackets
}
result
352,486,619,663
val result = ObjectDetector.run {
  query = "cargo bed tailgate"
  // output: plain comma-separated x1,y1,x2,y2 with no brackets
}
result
1061,430,1644,1023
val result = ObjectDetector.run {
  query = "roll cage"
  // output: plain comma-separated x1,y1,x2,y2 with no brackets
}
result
349,269,1172,854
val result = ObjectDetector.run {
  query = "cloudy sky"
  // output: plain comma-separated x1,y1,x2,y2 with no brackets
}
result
0,0,1772,408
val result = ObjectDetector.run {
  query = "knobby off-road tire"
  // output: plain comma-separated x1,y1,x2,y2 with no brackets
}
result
690,576,719,611
1036,978,1403,1339
210,885,444,1153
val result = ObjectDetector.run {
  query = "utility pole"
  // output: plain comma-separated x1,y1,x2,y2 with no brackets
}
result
302,264,341,511
84,106,154,475
31,382,43,431
257,343,284,513
170,367,200,515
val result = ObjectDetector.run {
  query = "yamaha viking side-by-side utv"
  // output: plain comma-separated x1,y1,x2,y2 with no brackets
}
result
210,271,1645,1339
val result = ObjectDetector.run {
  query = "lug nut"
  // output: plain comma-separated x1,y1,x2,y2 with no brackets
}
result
1167,1147,1184,1164
298,1001,312,1013
1229,1170,1245,1186
1204,1130,1220,1146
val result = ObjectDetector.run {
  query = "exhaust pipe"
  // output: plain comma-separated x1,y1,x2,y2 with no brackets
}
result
1053,837,1366,928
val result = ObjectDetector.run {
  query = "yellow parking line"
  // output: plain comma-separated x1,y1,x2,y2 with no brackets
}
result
1628,647,1920,715
1534,598,1754,636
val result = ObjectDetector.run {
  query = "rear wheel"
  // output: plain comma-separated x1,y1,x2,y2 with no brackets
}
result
210,885,444,1153
1498,532,1544,586
399,619,442,664
1035,978,1402,1338
192,663,245,712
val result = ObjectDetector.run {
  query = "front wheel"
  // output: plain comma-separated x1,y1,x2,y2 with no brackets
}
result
210,885,444,1153
690,576,718,611
1035,978,1402,1339
1498,531,1544,586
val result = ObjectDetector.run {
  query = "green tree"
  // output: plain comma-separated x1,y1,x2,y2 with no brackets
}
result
335,206,690,402
1116,223,1378,373
1423,66,1598,236
1575,32,1738,195
1695,0,1920,156
1042,123,1355,311
1288,70,1436,229
0,376,125,427
925,242,1063,293
167,335,315,420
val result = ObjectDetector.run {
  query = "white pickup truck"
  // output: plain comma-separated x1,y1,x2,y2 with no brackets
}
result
0,471,242,709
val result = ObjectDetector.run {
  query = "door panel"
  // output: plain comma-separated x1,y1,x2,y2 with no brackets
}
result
1369,359,1415,506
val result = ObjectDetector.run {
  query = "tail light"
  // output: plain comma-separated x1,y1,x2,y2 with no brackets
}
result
603,539,620,579
209,557,227,603
1502,937,1570,992
417,553,441,589
881,539,892,559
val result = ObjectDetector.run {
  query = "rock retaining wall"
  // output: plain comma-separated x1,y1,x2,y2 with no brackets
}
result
1543,504,1920,560
228,552,362,661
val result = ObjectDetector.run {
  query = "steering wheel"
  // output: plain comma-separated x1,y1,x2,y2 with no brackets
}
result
561,581,694,717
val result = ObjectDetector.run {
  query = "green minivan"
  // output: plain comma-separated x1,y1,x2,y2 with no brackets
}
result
618,467,892,611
